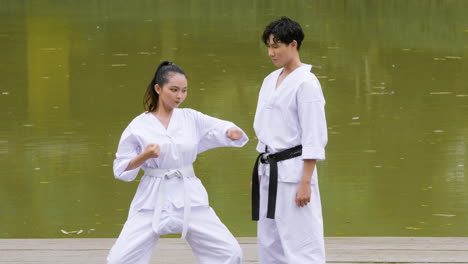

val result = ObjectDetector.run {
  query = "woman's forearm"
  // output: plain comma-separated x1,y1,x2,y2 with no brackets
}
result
125,152,150,171
125,143,160,171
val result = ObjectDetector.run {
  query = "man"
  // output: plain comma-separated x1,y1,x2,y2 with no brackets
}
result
252,17,328,263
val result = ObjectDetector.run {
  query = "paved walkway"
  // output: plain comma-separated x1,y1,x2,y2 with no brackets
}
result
1,237,467,263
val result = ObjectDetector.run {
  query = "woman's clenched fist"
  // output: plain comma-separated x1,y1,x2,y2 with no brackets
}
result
144,143,160,159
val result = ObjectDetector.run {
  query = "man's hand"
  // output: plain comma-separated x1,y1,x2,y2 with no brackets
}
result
296,159,316,207
295,182,311,207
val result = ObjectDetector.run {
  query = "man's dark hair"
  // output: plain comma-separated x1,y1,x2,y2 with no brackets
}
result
262,16,305,50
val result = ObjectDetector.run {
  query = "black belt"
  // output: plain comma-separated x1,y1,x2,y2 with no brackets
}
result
252,145,302,220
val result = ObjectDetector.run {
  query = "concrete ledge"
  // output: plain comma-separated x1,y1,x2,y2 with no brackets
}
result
0,237,467,263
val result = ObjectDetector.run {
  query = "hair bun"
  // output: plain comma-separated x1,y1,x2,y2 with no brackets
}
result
161,61,173,66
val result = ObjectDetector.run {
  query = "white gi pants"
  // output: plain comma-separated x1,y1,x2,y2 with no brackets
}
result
107,205,243,264
257,174,325,264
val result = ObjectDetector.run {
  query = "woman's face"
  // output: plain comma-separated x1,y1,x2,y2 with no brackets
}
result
155,72,188,110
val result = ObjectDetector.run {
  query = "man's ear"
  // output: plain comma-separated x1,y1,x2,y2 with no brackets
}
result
291,40,298,49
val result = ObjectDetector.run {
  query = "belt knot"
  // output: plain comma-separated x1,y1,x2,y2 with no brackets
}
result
143,165,194,239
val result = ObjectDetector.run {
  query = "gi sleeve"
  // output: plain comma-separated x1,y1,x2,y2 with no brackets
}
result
192,110,249,154
113,126,142,182
297,79,328,161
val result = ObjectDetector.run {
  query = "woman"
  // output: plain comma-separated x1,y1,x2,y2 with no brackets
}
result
107,61,248,264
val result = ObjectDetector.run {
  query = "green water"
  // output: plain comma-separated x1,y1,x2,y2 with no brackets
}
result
0,0,467,238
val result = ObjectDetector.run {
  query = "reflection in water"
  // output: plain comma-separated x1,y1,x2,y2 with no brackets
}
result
27,3,70,123
0,0,467,238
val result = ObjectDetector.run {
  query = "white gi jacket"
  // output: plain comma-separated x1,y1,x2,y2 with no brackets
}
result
253,64,327,183
113,108,249,219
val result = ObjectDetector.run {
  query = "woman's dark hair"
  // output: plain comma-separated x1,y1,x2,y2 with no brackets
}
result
262,16,304,50
143,61,186,112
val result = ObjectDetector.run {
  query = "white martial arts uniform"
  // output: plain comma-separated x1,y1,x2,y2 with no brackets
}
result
107,108,248,264
253,64,328,264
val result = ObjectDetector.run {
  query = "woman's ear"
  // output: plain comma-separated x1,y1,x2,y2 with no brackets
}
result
154,84,161,95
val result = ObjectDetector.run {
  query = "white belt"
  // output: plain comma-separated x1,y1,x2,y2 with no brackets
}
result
143,165,195,239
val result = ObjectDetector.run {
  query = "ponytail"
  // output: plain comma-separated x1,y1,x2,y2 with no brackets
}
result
143,61,186,112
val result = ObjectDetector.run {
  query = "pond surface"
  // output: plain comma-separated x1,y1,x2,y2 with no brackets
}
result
0,0,467,238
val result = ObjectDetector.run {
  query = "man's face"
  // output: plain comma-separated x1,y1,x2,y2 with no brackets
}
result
266,34,296,67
